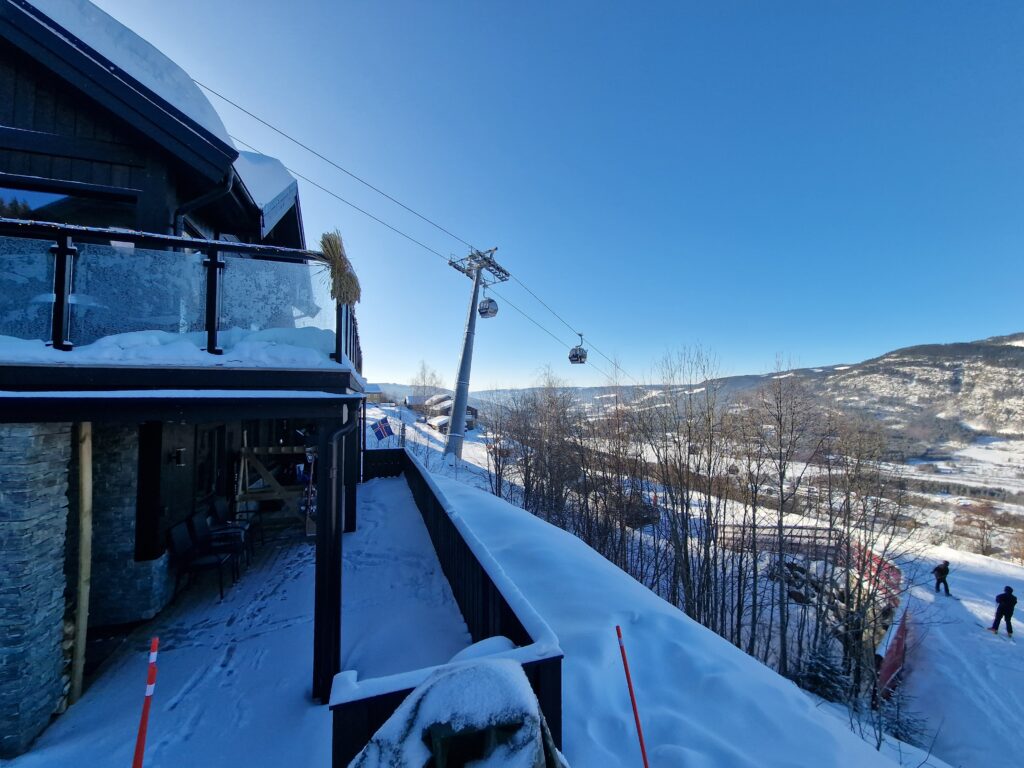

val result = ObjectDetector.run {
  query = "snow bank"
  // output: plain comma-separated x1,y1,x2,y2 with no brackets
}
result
350,659,566,768
429,475,921,767
0,327,362,380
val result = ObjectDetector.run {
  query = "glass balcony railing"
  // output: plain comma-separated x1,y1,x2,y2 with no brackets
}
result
221,255,336,334
0,219,361,372
72,242,206,345
0,235,55,342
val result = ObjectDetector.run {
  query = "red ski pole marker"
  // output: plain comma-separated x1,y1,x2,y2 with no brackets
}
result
132,637,159,768
616,625,650,768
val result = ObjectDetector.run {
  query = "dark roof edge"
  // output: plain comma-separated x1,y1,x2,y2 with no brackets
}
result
0,0,237,181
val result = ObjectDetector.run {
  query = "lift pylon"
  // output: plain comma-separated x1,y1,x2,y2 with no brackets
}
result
443,248,507,459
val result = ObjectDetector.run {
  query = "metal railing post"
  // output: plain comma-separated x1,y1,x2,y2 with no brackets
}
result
49,233,76,351
203,248,224,355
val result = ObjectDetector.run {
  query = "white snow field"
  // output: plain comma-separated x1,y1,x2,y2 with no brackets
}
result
903,546,1024,768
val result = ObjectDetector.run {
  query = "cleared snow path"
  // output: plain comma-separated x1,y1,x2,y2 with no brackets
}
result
341,477,471,678
9,536,330,768
903,546,1024,768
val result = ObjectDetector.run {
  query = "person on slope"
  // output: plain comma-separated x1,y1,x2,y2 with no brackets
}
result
932,560,951,596
988,586,1017,636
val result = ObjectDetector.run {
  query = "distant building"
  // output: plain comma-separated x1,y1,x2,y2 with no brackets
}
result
404,395,429,411
428,399,478,430
364,383,384,404
427,414,451,433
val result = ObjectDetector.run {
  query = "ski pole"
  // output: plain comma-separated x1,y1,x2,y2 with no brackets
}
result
616,625,650,768
132,637,159,768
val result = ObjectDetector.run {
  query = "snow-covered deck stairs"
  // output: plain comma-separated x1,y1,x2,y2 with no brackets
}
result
330,449,563,766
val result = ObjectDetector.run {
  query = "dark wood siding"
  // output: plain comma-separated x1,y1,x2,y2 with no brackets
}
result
0,38,176,231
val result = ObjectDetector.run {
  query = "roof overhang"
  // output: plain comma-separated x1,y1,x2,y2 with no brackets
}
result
0,363,366,422
0,388,362,423
0,0,237,183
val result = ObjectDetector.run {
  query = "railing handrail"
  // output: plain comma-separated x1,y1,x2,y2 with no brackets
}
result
0,218,362,371
0,217,325,263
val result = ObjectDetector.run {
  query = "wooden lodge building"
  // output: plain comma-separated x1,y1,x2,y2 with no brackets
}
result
0,0,364,756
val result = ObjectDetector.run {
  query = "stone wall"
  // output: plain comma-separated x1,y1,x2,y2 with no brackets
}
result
67,424,173,627
0,423,72,758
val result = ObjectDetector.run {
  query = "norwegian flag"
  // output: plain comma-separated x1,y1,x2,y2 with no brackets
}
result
371,417,394,441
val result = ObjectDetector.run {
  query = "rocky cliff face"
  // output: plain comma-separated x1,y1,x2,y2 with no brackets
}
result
817,334,1024,444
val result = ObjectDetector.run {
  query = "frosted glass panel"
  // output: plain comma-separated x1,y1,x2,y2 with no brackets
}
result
221,256,333,332
72,243,204,345
0,235,54,341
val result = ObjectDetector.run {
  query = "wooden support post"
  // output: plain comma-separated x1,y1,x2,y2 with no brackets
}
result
70,421,93,704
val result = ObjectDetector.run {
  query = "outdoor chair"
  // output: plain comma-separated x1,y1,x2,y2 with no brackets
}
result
189,512,244,581
167,521,233,600
210,497,258,560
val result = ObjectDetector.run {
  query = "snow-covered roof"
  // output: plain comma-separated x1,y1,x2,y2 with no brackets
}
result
233,151,299,238
25,0,231,147
427,415,450,429
424,393,451,407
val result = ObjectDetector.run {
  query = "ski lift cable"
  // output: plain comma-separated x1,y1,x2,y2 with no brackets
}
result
210,87,635,379
227,106,628,381
509,275,637,383
231,136,450,262
214,84,636,381
235,133,618,382
198,80,476,251
236,133,613,381
488,288,614,381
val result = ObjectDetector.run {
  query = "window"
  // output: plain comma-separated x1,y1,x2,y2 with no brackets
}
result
0,185,134,228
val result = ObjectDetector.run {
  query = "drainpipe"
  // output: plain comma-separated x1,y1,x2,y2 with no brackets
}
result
173,168,235,236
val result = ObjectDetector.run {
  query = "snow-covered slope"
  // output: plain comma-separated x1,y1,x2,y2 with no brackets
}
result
903,547,1024,768
430,475,947,767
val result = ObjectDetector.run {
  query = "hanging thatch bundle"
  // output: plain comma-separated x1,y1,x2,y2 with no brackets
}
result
320,229,361,305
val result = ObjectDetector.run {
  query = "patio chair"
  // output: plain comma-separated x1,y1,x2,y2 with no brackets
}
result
189,512,244,582
167,521,233,600
210,497,257,561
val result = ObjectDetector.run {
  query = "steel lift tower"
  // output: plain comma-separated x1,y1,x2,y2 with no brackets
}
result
443,247,507,459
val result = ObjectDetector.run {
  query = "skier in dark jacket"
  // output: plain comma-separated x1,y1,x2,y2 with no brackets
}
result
989,586,1017,636
932,560,951,596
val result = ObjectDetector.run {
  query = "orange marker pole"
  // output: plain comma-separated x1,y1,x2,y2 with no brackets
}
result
132,637,159,768
616,625,650,768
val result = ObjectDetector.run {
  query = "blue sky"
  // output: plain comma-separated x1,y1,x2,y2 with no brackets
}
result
93,0,1024,388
